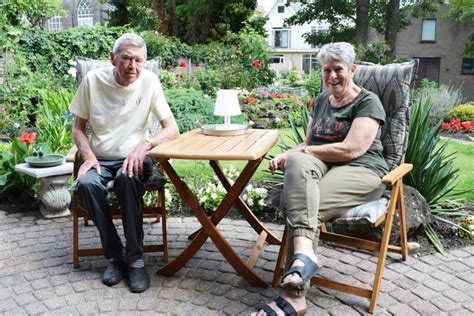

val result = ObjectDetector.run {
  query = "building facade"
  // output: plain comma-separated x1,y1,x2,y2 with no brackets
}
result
395,4,474,101
258,0,328,74
45,0,108,31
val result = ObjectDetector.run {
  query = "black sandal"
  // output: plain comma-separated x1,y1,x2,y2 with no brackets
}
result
280,253,321,288
255,296,307,316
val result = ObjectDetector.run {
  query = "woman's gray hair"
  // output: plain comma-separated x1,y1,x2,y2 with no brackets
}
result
112,33,147,60
317,42,356,66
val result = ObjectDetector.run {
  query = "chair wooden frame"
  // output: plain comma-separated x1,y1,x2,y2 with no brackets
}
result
67,148,168,269
272,162,412,313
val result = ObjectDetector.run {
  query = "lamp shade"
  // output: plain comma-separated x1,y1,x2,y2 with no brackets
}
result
214,89,241,117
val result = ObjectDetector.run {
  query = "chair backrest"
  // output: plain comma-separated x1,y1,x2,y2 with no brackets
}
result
353,60,419,171
74,56,162,135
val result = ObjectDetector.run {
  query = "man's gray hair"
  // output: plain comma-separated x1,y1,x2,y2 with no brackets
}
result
317,42,356,66
112,33,147,60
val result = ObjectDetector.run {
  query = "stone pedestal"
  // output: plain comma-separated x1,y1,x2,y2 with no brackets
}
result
15,162,73,218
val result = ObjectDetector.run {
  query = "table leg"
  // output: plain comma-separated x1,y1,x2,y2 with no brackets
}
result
158,158,269,287
210,160,281,245
37,175,71,218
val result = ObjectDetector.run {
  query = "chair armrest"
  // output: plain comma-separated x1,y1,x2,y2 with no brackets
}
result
382,163,413,185
66,145,77,162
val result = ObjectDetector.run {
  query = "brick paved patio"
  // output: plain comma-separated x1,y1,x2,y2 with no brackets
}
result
0,208,473,315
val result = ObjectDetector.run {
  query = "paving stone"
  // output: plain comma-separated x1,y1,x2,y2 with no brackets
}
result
411,285,442,300
44,297,67,311
431,296,460,312
423,277,451,292
14,293,37,306
409,299,440,314
387,302,419,315
24,301,48,314
388,288,417,304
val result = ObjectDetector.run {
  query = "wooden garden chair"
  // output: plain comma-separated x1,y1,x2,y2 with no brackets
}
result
272,59,419,314
66,57,168,268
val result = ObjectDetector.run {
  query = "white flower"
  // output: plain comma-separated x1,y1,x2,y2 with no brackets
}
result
68,59,77,66
248,199,254,207
246,184,253,191
68,67,76,78
242,194,247,200
211,193,218,199
13,122,20,129
258,200,265,206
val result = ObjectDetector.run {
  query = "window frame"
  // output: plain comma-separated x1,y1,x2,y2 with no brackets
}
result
47,15,63,31
77,0,94,27
461,58,474,75
421,19,436,43
273,28,290,49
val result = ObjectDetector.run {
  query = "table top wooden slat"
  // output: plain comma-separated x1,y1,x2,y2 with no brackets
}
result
150,129,279,161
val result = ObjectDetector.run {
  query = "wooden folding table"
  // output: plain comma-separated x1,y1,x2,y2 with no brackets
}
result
150,128,280,287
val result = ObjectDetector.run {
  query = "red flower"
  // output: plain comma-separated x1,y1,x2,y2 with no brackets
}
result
178,61,187,68
441,122,451,131
18,130,37,145
461,121,472,133
307,97,314,110
245,96,256,104
251,59,262,68
450,118,462,132
271,92,282,98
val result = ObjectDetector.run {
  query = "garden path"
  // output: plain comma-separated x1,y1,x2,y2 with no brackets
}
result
0,202,473,315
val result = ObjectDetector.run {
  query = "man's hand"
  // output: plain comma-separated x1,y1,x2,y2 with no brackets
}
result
122,141,152,177
78,159,101,178
269,153,288,174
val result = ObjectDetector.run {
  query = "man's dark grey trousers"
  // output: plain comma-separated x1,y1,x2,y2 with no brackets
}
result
76,156,154,264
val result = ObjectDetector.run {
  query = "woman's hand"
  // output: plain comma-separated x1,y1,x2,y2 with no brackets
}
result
269,153,288,174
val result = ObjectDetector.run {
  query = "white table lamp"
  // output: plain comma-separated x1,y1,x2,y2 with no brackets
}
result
214,89,241,128
199,89,249,136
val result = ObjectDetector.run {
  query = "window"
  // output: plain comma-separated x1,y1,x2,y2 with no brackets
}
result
311,25,329,48
302,54,319,73
270,55,284,64
48,15,63,31
277,6,285,13
421,19,436,42
273,29,289,48
77,0,94,27
462,58,474,75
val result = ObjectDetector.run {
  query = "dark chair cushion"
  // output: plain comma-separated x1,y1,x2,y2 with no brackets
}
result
354,60,419,171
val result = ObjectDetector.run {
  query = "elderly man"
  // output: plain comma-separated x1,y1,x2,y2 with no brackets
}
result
70,33,179,293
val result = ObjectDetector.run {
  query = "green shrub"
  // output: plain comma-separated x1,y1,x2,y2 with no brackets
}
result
447,103,474,122
304,69,321,97
165,88,244,133
193,69,220,97
413,79,465,124
159,69,179,90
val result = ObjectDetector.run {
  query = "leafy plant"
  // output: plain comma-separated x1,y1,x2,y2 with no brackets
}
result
405,97,465,205
304,69,321,97
35,88,75,153
0,138,38,200
242,184,268,212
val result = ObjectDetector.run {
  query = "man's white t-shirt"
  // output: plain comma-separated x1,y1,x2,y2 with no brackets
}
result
69,67,173,159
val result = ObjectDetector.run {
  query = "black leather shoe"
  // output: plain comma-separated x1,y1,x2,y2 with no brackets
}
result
128,266,150,293
101,261,126,286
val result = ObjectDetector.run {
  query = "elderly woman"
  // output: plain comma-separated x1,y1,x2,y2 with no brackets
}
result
255,42,388,315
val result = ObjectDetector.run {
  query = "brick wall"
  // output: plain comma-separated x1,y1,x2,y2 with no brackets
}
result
396,4,474,101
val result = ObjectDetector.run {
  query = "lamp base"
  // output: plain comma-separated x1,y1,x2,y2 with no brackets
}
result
200,124,249,136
